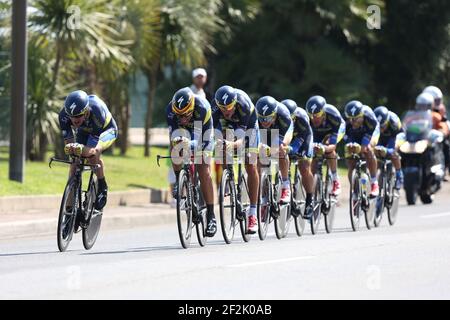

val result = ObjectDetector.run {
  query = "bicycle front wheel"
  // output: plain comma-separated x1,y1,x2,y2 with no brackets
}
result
82,175,102,250
57,177,78,252
219,169,237,244
258,171,272,241
238,174,251,243
349,169,362,231
293,170,306,237
324,170,336,234
387,166,400,226
374,168,385,228
274,171,290,239
310,174,322,235
177,170,193,249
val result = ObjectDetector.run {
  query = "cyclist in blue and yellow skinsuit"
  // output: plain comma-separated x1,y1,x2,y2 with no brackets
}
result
343,101,380,197
374,106,405,190
166,87,217,237
255,96,293,205
305,96,346,197
212,85,260,234
59,90,118,211
281,99,315,217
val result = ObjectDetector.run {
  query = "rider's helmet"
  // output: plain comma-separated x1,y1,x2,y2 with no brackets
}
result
256,96,278,125
415,92,434,111
64,90,89,117
423,86,443,110
281,99,298,115
374,106,390,129
214,85,238,112
171,87,195,116
305,95,326,118
344,100,364,119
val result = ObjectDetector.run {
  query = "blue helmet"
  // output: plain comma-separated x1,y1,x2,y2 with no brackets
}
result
172,87,195,116
256,96,278,123
344,100,364,118
214,85,237,111
374,106,389,128
64,90,89,117
281,99,298,115
305,95,326,117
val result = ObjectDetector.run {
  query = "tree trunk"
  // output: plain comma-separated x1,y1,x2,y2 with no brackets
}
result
144,69,158,157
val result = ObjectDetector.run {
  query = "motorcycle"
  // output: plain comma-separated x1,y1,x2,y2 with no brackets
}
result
399,110,445,205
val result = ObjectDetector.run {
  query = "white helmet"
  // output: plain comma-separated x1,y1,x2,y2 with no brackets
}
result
416,92,434,111
423,86,443,100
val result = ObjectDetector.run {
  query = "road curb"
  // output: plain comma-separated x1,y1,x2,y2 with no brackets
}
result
0,210,175,240
0,188,170,214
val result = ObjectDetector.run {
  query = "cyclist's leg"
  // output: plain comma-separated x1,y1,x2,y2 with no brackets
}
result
87,125,118,210
245,126,260,232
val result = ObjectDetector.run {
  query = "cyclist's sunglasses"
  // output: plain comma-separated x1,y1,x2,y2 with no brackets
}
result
308,110,325,119
216,99,236,112
68,109,87,119
347,114,363,122
258,113,276,123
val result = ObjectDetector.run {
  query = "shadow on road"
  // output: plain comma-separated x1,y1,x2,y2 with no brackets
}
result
0,250,76,257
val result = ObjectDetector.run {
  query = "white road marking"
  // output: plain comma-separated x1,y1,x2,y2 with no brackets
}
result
420,212,450,219
227,256,316,268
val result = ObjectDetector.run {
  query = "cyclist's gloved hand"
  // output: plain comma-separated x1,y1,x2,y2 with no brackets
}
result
224,140,235,154
375,146,387,157
260,143,271,157
345,143,361,158
172,136,190,151
64,143,84,156
314,143,325,157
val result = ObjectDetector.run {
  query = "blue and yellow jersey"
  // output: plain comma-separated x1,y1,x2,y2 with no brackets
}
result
59,95,116,147
312,104,346,145
381,111,403,138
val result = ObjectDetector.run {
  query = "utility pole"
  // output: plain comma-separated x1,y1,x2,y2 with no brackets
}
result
9,0,27,182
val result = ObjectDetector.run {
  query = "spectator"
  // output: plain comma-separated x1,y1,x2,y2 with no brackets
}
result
190,68,212,101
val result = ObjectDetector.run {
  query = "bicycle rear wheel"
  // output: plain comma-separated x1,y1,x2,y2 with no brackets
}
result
349,169,362,231
82,175,102,250
310,174,322,235
293,170,306,237
258,171,272,241
219,169,237,244
177,169,193,249
324,170,336,234
238,174,251,242
57,177,78,252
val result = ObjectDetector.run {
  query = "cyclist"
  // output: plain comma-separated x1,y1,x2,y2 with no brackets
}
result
343,101,380,197
373,106,404,189
423,86,450,177
58,90,118,211
166,87,217,237
305,96,346,196
212,85,260,234
255,96,293,204
281,99,315,217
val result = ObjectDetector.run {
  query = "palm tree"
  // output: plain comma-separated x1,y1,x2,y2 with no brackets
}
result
141,0,225,157
25,0,135,159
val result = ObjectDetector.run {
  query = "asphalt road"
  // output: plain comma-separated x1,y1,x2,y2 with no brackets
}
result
1,186,450,300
